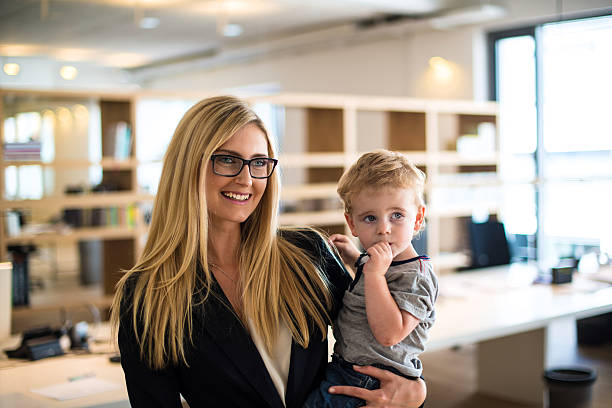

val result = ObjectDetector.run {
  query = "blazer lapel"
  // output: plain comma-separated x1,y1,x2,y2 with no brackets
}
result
202,284,285,408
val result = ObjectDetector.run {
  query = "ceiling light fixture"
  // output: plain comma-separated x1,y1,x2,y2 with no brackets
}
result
59,65,78,80
139,16,160,29
429,57,453,80
223,23,243,37
3,63,20,76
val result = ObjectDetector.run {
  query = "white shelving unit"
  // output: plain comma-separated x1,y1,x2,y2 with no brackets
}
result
248,93,500,271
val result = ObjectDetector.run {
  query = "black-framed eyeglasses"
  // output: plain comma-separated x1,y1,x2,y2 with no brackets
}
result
211,154,278,179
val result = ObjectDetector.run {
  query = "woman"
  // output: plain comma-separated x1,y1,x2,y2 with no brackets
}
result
111,96,426,407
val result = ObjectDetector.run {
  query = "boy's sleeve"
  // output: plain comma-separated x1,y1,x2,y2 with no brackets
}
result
387,268,437,321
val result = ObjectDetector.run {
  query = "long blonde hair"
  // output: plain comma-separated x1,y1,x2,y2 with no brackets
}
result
111,96,333,369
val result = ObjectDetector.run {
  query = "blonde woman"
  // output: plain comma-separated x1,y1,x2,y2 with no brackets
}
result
111,96,426,408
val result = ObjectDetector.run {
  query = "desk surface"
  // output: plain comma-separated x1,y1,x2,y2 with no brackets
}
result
1,263,611,407
0,326,129,408
428,263,612,351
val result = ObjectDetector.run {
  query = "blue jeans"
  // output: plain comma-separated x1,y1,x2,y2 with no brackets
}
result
303,357,380,408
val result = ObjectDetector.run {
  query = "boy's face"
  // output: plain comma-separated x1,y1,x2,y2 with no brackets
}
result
345,186,425,262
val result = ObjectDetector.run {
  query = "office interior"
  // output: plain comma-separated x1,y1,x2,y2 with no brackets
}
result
1,0,611,407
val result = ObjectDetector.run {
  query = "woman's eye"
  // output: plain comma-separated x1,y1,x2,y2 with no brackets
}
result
391,212,404,220
252,159,266,167
220,156,236,164
364,215,376,223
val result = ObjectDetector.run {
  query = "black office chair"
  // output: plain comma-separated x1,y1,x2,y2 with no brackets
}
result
464,219,511,269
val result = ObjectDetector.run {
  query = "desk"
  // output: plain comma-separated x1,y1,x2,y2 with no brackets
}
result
428,263,612,404
0,325,129,408
2,264,611,407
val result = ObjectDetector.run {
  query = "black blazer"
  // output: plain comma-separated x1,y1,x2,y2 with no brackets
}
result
118,230,351,408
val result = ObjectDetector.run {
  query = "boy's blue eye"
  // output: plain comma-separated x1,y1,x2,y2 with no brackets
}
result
391,212,404,220
364,215,376,223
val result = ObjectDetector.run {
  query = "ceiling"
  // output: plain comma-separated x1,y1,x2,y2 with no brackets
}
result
0,0,501,75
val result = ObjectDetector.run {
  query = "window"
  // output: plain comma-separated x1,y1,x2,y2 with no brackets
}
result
489,13,612,265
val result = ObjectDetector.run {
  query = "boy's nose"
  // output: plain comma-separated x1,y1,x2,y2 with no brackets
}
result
377,220,391,235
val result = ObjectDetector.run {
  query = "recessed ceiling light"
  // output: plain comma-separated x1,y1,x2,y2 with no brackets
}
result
429,57,453,80
223,23,243,37
3,63,20,76
60,65,78,80
140,17,160,29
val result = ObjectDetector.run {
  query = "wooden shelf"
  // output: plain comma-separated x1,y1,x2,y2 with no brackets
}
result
1,158,138,169
433,152,499,166
429,204,500,218
279,152,348,168
1,192,154,210
282,183,338,200
280,210,345,226
5,226,139,245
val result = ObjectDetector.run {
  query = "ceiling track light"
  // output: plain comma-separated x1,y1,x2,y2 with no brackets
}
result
3,63,20,76
60,65,78,80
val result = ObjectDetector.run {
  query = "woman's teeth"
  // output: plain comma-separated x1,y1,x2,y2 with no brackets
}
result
223,192,249,201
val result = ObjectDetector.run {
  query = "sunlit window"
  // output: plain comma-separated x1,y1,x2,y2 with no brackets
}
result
492,13,612,264
135,99,196,194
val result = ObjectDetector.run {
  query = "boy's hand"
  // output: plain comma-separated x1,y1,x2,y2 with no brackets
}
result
363,242,393,278
330,234,361,268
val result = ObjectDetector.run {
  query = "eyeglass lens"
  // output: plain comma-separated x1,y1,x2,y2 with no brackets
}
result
213,155,275,178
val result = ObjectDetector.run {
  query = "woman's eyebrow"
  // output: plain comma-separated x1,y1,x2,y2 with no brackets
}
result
215,149,268,158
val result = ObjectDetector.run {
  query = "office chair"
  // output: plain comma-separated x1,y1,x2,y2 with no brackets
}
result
465,219,511,269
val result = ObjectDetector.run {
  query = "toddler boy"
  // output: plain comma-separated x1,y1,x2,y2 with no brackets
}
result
304,149,438,408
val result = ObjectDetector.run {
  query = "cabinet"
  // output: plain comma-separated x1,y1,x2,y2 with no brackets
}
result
0,89,150,302
249,93,500,271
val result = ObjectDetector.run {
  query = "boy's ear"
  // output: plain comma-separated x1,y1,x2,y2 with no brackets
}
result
414,206,426,232
344,213,359,237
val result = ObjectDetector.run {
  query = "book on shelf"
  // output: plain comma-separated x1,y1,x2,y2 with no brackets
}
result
2,141,42,161
63,205,136,229
103,121,132,160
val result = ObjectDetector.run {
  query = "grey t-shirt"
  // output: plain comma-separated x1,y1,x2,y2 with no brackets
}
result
333,255,438,378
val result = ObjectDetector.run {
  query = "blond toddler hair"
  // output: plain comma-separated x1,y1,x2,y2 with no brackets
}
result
337,149,426,232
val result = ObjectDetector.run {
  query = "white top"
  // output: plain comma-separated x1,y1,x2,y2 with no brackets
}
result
248,318,292,406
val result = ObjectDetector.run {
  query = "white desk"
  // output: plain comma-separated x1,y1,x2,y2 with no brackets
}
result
1,264,611,407
428,263,612,404
0,326,129,408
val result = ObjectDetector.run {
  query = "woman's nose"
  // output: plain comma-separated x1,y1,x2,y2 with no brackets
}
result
234,165,253,186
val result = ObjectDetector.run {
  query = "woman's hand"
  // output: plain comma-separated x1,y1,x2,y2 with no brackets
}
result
330,234,361,270
328,365,426,408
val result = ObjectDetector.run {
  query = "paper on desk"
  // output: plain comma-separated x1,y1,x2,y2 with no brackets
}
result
30,377,120,401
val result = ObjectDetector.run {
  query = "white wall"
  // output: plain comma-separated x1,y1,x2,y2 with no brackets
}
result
144,0,611,100
145,27,476,99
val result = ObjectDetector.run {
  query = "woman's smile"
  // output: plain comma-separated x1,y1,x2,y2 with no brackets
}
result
222,191,252,203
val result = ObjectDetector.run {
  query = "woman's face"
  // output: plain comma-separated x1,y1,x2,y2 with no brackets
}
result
205,123,270,228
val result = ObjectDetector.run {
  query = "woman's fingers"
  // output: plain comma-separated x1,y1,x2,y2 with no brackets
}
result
352,364,395,381
328,384,374,400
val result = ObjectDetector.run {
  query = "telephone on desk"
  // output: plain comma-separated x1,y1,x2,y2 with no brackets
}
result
4,326,65,361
